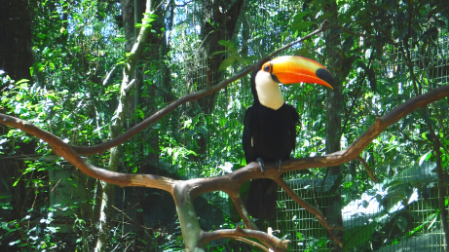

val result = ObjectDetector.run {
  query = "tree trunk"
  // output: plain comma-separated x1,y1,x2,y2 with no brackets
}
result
0,0,33,229
94,1,135,250
323,1,344,250
188,0,245,160
0,0,32,81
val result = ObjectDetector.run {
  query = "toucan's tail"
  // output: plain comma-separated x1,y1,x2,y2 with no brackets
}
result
246,178,277,220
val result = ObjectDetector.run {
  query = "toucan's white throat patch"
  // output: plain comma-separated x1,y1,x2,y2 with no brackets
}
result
255,71,284,110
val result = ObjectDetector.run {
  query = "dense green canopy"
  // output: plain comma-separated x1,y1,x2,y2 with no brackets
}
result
0,0,448,251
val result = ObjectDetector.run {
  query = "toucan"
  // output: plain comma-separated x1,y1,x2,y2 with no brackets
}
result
243,55,334,220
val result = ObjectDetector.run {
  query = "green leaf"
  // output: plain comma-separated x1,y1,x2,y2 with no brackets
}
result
12,176,22,187
218,40,237,52
218,57,236,72
292,21,314,33
418,151,432,166
210,50,226,57
15,79,30,85
343,221,377,249
395,216,408,232
218,40,232,47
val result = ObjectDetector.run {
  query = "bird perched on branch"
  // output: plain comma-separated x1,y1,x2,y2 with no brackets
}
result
243,55,334,220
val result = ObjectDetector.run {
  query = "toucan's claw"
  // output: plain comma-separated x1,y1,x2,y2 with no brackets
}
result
256,158,265,174
276,160,282,172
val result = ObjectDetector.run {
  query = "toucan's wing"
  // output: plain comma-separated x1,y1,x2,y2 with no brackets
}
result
286,104,300,157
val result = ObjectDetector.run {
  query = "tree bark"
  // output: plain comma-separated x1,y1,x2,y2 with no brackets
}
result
0,0,33,236
323,1,344,250
0,0,33,81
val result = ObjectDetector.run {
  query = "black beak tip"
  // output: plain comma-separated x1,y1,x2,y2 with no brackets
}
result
316,68,335,88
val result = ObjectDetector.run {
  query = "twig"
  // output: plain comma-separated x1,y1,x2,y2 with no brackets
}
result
233,237,268,251
227,192,258,230
341,49,374,134
199,226,290,252
111,205,151,231
336,24,374,39
102,65,117,86
355,156,377,183
50,178,62,192
274,178,343,248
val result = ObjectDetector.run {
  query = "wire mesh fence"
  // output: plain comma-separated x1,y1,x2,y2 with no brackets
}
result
168,0,449,251
272,35,449,252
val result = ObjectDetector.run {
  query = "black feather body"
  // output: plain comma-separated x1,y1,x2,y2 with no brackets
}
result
243,102,299,219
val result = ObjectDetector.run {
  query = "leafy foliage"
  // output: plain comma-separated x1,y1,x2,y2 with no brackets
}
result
1,0,448,251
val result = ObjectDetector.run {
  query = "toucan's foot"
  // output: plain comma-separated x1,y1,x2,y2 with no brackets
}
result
256,158,265,174
276,160,282,172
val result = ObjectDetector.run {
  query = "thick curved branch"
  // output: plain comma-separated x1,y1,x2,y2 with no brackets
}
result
189,83,449,197
228,237,268,251
0,114,176,192
1,74,448,252
1,84,448,196
199,227,290,252
4,79,445,195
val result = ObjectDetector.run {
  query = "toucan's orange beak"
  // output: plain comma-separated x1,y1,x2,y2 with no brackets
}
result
261,56,334,89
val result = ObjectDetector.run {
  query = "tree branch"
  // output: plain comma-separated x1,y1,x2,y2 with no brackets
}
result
199,227,290,252
72,65,253,156
0,113,177,191
184,83,449,199
69,24,331,156
274,178,343,248
355,156,377,183
227,192,258,230
1,83,449,250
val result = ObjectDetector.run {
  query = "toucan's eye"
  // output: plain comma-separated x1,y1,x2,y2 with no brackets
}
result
262,63,271,72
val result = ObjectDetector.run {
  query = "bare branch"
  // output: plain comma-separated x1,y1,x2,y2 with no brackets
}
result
1,83,448,250
0,113,176,191
231,237,268,251
1,12,449,248
274,178,343,248
188,83,449,197
355,156,377,183
111,205,151,231
199,227,290,252
72,65,253,156
123,79,136,92
102,65,117,86
227,192,258,230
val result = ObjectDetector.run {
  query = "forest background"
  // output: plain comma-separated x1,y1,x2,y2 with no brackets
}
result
0,0,448,251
